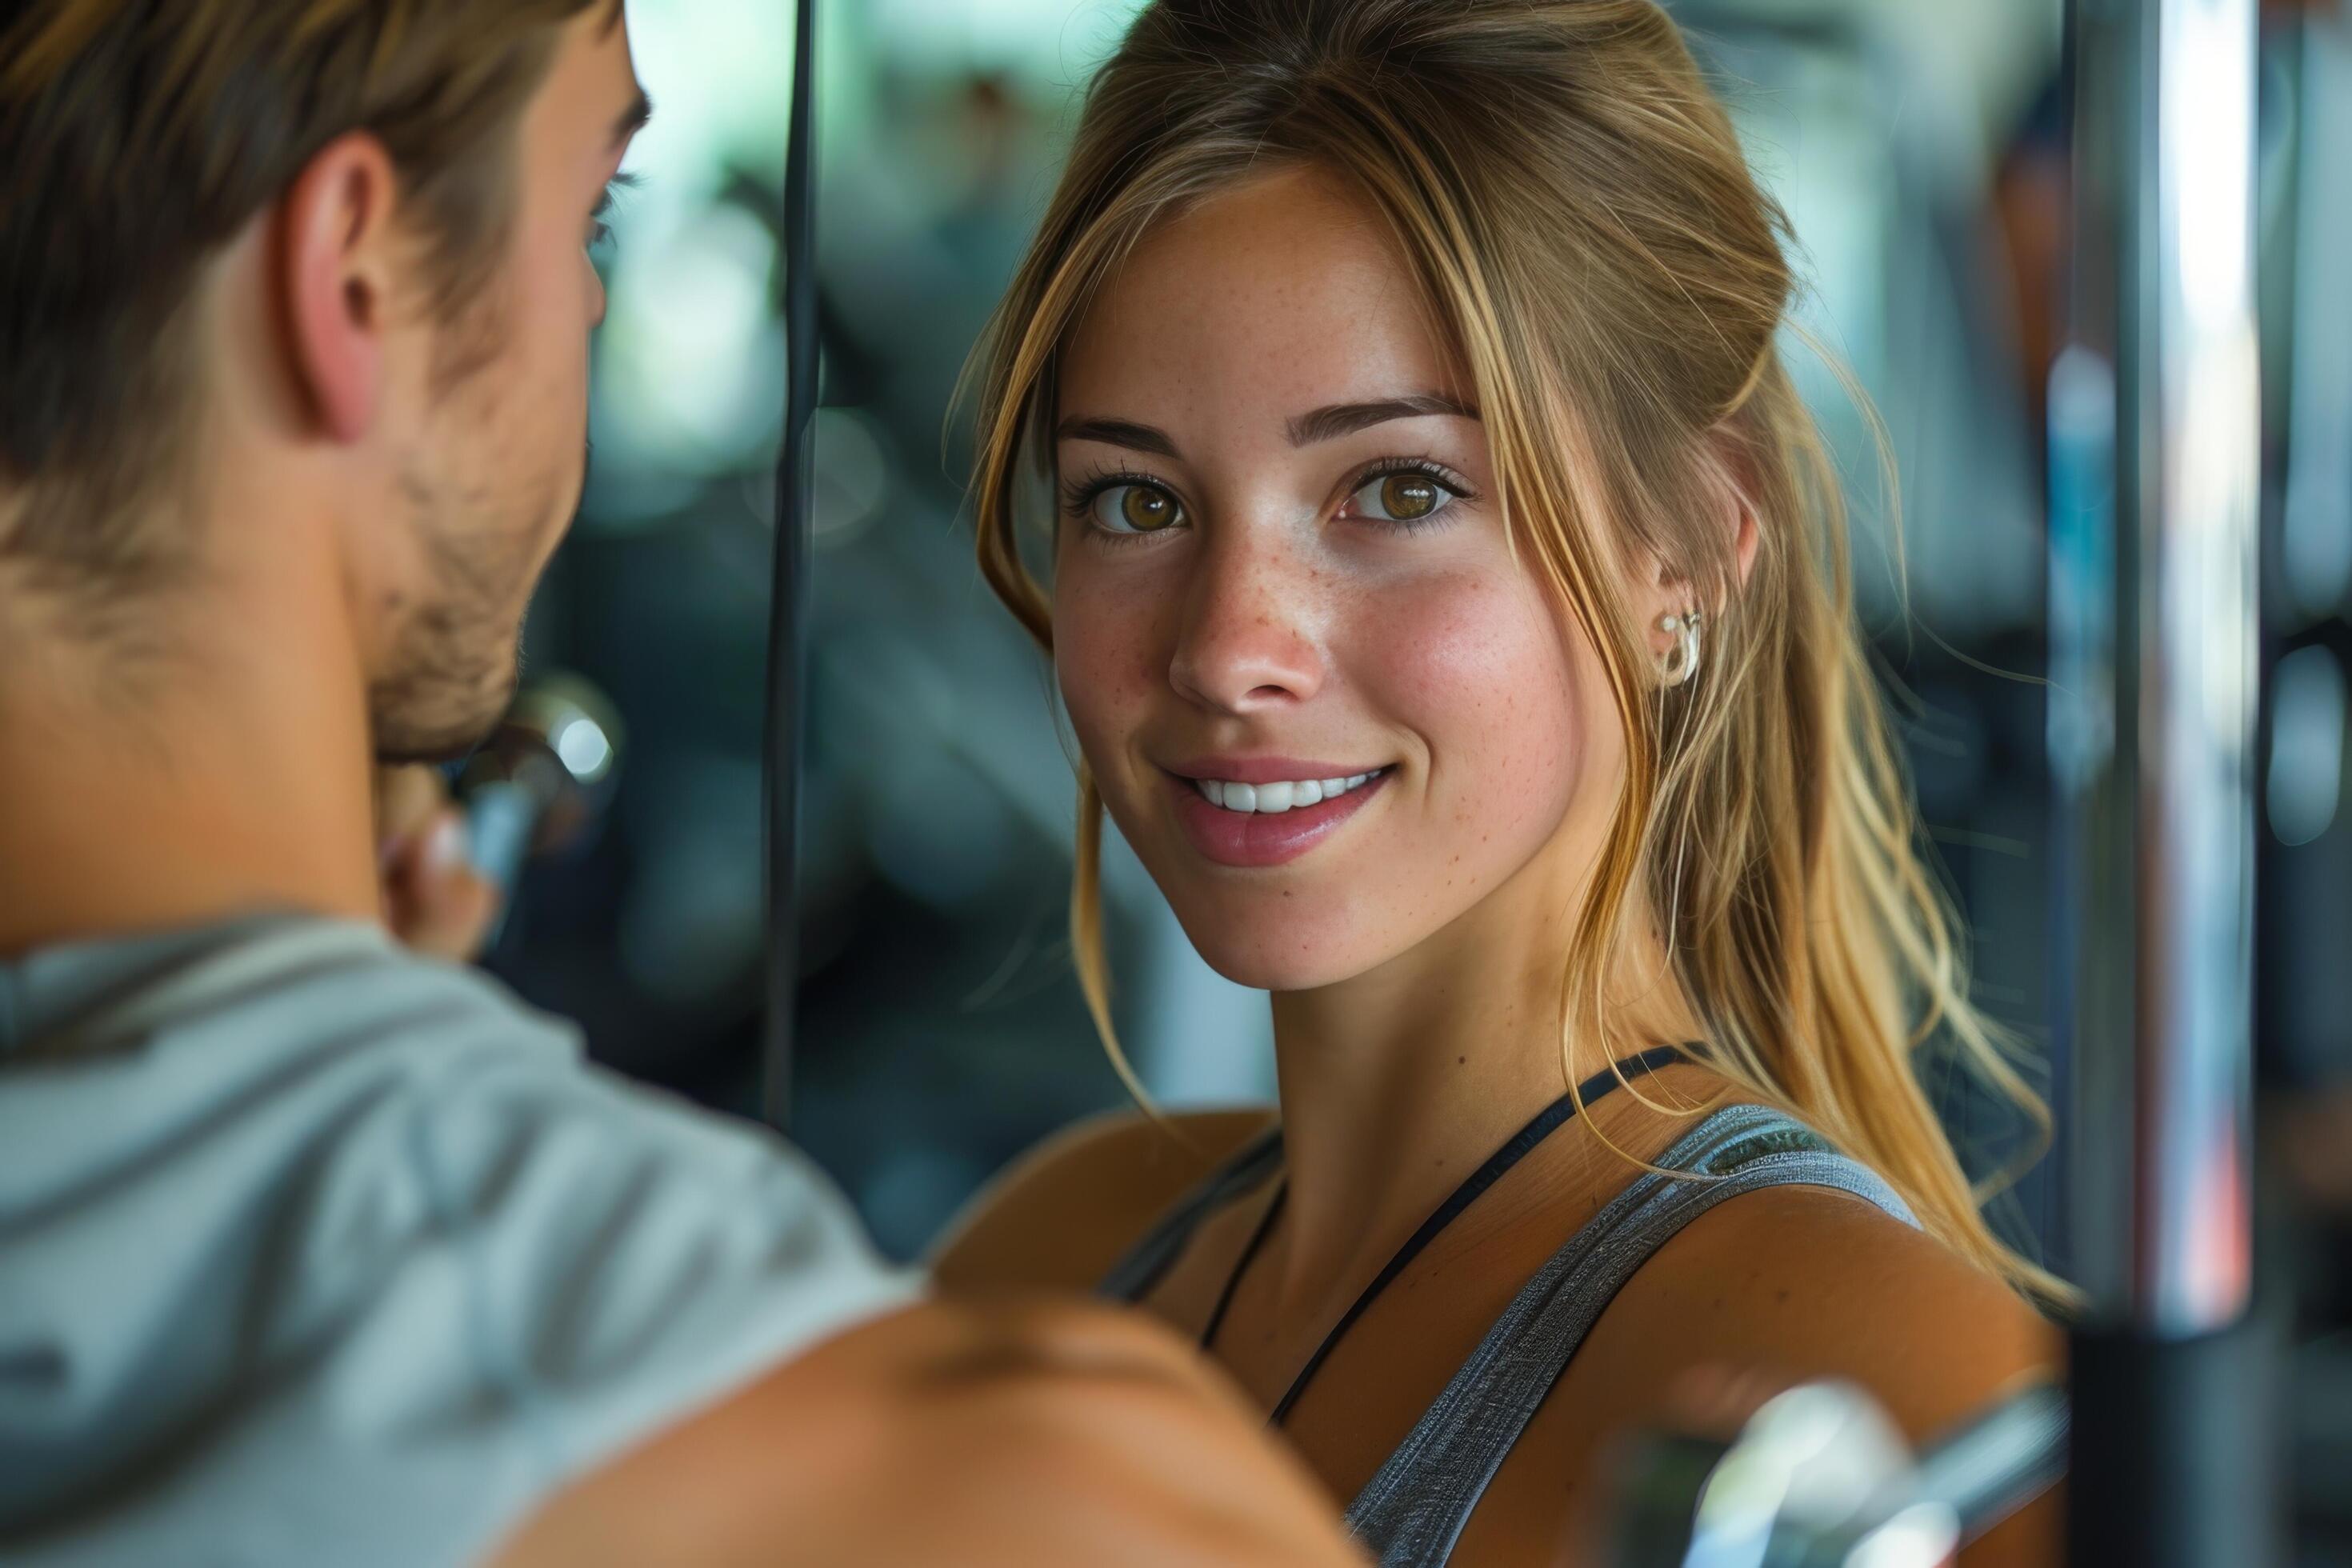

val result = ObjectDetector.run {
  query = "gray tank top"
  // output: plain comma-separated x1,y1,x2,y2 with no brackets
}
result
1099,1101,1918,1567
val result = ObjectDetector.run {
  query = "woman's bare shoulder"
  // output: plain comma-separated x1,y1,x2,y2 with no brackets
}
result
1609,1184,2061,1430
927,1104,1278,1295
1461,1184,2062,1566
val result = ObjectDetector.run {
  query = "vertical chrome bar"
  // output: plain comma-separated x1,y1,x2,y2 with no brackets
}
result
2062,3,2276,1558
2133,0,2260,1335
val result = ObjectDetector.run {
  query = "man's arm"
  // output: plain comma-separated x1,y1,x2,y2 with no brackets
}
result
488,1295,1370,1567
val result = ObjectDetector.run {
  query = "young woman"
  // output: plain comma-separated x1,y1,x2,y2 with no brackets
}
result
934,2,2063,1562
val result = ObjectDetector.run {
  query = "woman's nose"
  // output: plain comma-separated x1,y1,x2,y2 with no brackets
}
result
1166,531,1326,714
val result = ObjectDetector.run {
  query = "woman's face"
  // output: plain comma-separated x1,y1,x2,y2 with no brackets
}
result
1052,165,1627,993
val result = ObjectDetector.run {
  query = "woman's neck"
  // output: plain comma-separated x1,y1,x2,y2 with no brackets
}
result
1261,862,1697,1318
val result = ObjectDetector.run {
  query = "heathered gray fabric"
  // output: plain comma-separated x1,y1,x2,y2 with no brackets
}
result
1,914,917,1567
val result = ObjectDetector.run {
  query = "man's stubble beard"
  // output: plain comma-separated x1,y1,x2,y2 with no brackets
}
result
366,456,550,765
367,328,578,765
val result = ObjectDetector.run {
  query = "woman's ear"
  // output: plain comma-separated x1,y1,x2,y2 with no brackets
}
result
277,131,402,444
1706,427,1763,592
1636,435,1759,676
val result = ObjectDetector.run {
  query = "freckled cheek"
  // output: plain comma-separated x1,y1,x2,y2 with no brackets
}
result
1345,575,1587,826
1052,565,1170,762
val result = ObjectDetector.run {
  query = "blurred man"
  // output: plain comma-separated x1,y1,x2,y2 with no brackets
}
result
0,5,1363,1563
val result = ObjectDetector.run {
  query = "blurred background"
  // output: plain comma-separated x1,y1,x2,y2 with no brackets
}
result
490,0,2351,1540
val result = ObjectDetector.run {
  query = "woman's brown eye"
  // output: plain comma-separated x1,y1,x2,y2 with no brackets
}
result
1125,487,1175,530
1094,483,1182,534
1350,470,1457,526
1380,474,1438,519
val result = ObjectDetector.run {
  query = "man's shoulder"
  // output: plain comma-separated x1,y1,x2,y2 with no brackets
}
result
162,919,919,1373
929,1104,1277,1294
4,912,577,1070
0,914,916,1565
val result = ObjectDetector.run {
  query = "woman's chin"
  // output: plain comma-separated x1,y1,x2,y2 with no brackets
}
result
1174,914,1382,995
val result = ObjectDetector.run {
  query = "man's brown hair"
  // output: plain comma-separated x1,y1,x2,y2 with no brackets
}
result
0,0,605,600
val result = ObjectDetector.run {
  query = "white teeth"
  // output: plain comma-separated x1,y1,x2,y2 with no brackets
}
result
1194,768,1382,814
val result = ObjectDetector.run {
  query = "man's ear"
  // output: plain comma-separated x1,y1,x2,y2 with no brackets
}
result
278,132,402,444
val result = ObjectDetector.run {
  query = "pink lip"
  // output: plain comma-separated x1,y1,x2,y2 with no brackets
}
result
1166,767,1391,869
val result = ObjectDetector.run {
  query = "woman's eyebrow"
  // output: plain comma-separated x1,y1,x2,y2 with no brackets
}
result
1285,393,1478,446
1054,416,1180,458
1054,392,1479,458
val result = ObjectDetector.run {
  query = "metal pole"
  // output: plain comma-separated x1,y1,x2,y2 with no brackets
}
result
2059,0,2274,1559
762,0,817,1133
2130,0,2261,1339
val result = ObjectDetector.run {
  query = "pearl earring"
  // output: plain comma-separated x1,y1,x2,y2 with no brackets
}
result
1658,610,1703,686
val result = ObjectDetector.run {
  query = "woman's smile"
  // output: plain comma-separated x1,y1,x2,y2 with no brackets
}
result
1161,759,1394,868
